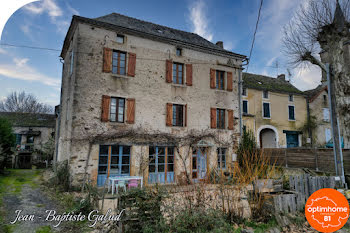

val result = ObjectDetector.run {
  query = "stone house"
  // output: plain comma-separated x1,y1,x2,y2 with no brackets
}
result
55,13,246,186
0,112,55,168
242,73,307,148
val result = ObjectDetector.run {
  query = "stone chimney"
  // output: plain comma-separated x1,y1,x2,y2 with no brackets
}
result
277,74,286,81
216,41,223,49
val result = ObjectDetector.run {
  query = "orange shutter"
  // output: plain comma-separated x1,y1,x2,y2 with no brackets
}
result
186,64,192,86
210,69,216,89
127,53,136,77
101,95,111,122
184,104,188,127
102,48,112,73
166,60,172,83
166,103,173,126
126,98,135,124
227,72,233,91
228,110,234,130
210,108,216,129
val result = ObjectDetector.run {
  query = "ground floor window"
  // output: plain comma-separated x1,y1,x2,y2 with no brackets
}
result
192,147,207,181
217,148,227,170
149,146,174,184
97,145,130,186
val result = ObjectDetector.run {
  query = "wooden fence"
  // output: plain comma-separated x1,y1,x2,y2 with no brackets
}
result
273,175,339,213
264,148,350,174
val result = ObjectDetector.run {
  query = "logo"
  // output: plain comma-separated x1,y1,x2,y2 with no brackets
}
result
305,188,349,232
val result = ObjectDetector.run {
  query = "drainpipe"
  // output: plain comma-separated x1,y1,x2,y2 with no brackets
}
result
238,69,243,137
306,98,313,147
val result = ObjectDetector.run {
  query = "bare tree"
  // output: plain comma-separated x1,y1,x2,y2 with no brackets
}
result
0,91,53,113
283,0,350,141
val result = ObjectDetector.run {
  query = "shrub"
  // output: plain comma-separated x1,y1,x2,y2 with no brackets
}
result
0,117,15,173
51,160,70,191
237,129,257,169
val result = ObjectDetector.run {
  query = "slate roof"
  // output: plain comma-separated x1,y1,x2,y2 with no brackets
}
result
0,112,56,128
61,13,246,59
243,73,304,95
304,84,327,102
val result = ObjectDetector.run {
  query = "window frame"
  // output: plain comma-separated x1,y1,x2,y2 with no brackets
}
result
97,145,131,177
112,50,127,75
288,105,295,121
262,90,269,99
148,146,175,184
172,104,184,127
110,97,125,123
172,62,184,85
242,100,248,114
216,108,226,129
216,70,225,90
289,94,294,102
116,34,125,44
217,148,227,170
242,87,247,96
262,102,271,119
323,108,330,122
176,48,182,56
69,49,74,76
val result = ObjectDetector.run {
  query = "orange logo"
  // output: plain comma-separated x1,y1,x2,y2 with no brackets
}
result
305,188,349,232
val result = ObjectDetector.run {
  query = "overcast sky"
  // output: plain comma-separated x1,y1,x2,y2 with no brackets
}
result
0,0,322,107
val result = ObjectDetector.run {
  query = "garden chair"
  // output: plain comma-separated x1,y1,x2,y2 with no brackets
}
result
115,180,126,194
128,179,139,189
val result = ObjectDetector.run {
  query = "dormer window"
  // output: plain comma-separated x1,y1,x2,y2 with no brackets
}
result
116,34,125,43
176,48,182,56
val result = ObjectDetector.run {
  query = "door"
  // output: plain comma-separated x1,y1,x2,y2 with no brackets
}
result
286,133,299,148
97,145,131,187
148,146,175,184
192,148,207,182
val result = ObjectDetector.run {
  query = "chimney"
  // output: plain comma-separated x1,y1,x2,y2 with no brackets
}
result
216,41,223,49
277,74,286,81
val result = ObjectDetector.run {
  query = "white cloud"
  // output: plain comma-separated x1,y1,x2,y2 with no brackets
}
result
189,0,213,41
292,65,322,91
24,0,62,18
0,56,60,87
0,48,7,54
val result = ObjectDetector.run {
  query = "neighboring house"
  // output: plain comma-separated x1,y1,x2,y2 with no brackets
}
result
304,84,332,147
0,112,55,168
56,13,246,186
242,73,307,148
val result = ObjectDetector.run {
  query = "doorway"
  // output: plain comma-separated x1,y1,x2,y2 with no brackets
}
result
192,147,207,182
259,128,277,148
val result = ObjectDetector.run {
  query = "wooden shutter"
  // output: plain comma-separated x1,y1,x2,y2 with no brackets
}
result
210,108,216,129
186,64,193,86
166,60,172,83
227,72,233,91
228,110,234,130
166,103,173,126
127,53,136,77
210,69,216,89
101,95,111,122
184,104,188,127
126,98,135,124
102,48,112,73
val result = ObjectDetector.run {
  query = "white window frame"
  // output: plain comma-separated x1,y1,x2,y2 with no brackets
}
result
262,101,271,119
242,100,248,114
288,105,296,121
262,90,269,99
323,108,330,122
242,87,248,97
289,94,294,102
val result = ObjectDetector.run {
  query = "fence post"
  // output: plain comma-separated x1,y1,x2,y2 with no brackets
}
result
314,148,319,171
285,149,288,168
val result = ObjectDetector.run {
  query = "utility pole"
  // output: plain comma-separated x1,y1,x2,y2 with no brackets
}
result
326,63,346,187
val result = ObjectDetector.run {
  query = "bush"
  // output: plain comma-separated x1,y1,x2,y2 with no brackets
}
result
237,129,257,169
0,118,15,173
51,160,70,191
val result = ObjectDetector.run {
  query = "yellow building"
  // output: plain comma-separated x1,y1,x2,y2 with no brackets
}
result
242,73,308,148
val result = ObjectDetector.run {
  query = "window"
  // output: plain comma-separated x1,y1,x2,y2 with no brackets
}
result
243,100,248,114
112,51,126,75
242,87,247,96
97,145,131,186
176,48,182,56
323,95,327,105
110,97,125,122
289,94,293,102
323,108,330,122
15,134,21,146
172,63,184,84
263,102,270,118
26,136,34,144
149,146,175,184
217,109,225,129
70,49,74,75
216,71,225,90
217,148,226,170
173,104,184,127
325,128,332,143
288,105,295,120
116,34,125,43
263,90,269,99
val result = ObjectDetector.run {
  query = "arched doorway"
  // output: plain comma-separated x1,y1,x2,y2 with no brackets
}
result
260,128,277,148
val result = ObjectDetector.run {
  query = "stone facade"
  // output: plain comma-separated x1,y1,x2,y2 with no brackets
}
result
56,14,245,186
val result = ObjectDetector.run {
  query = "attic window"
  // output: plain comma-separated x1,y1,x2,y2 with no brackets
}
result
258,81,262,84
116,34,125,43
157,29,163,33
176,48,182,56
